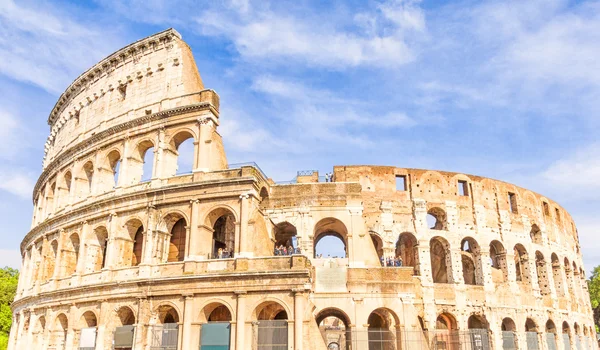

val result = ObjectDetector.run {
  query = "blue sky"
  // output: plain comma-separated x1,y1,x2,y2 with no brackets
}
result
0,0,599,274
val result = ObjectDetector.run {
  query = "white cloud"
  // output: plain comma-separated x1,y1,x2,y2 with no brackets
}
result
0,171,35,200
0,110,29,160
0,249,22,270
0,0,125,94
196,0,426,69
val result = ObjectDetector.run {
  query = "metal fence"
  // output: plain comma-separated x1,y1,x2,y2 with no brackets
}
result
149,323,179,350
256,320,288,350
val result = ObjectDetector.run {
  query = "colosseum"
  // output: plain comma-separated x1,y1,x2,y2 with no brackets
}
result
7,28,598,350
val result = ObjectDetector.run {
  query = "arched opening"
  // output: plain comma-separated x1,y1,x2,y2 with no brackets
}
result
564,258,574,299
551,253,564,297
501,318,517,350
535,251,551,295
124,219,144,267
64,233,80,276
430,237,452,283
171,132,195,176
50,313,68,350
78,311,98,350
370,233,384,263
131,140,155,183
79,161,94,198
45,240,58,282
467,314,490,349
525,318,539,349
545,320,558,350
427,207,447,230
514,244,531,284
274,222,298,256
90,226,108,272
200,303,233,349
562,322,571,350
151,305,180,350
396,232,418,274
572,262,580,300
530,224,542,244
114,307,136,350
435,313,458,350
367,308,400,350
316,308,353,350
314,218,348,259
107,150,122,190
489,240,508,283
62,171,72,206
167,218,187,262
46,182,56,217
207,208,236,259
33,316,46,349
254,301,289,350
259,187,270,208
461,237,483,285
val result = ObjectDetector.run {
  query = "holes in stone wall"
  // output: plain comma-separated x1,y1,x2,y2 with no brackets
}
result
395,175,407,191
458,180,469,196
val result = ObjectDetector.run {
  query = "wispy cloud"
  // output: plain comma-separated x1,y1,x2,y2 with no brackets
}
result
0,171,34,200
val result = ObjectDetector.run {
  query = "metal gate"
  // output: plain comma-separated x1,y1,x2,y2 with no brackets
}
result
150,323,179,350
545,333,558,350
563,334,571,350
525,332,539,350
366,328,398,350
200,322,231,350
257,320,288,350
114,325,135,350
79,327,97,350
502,331,517,350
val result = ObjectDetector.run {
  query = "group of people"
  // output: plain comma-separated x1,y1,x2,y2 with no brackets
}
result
215,247,232,259
380,255,403,267
274,245,301,256
324,173,334,182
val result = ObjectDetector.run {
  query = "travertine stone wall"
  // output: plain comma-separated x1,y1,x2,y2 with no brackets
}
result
8,29,597,350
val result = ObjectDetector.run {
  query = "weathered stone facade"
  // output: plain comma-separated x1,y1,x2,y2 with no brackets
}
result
8,29,597,350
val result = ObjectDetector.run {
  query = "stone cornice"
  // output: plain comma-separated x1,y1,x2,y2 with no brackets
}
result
47,28,181,127
33,101,215,201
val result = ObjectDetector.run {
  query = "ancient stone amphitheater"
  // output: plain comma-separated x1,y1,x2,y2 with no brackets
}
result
7,29,598,350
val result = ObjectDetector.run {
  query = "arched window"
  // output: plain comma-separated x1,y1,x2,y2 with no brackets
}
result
132,226,144,266
461,237,483,285
367,308,400,350
64,233,80,276
427,207,447,230
430,237,452,283
50,314,68,350
129,140,155,184
370,233,384,262
79,161,94,198
489,240,508,283
514,244,531,284
396,232,418,275
535,251,550,295
62,171,72,207
545,320,558,349
314,218,348,259
207,208,236,259
316,308,352,350
564,258,574,298
90,227,108,272
530,224,542,244
167,218,187,262
124,219,145,267
254,301,289,349
168,131,195,176
274,222,298,255
501,318,517,349
44,240,58,282
551,254,564,296
435,312,458,350
525,318,539,349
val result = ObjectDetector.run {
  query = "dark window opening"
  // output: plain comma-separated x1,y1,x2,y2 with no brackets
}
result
555,208,561,222
395,175,406,191
543,202,550,215
458,180,469,196
118,84,127,100
508,192,518,213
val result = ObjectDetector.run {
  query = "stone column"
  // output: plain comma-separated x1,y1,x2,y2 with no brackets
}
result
118,138,130,188
238,194,250,257
7,313,19,350
65,304,77,349
480,250,494,291
135,298,148,350
181,295,194,350
294,290,305,350
194,117,214,172
187,200,201,259
95,300,108,350
235,292,247,350
154,127,165,180
450,248,464,284
143,206,157,265
75,221,89,275
104,213,119,269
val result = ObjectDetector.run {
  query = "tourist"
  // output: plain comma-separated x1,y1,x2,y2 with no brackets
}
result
287,245,294,255
398,256,403,267
217,248,223,259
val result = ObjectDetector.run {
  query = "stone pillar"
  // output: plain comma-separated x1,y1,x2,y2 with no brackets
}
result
135,298,148,350
294,291,305,350
480,250,494,291
418,244,433,285
118,138,131,187
187,200,201,259
235,292,247,350
347,206,363,267
238,194,250,257
76,221,89,275
95,301,107,350
181,295,194,350
143,206,157,265
194,117,214,172
7,313,19,350
65,304,77,349
154,127,165,180
450,248,464,284
104,213,119,269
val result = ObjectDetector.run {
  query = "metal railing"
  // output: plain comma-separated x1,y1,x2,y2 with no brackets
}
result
297,170,317,176
228,162,268,180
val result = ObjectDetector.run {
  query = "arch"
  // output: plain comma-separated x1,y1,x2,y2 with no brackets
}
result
198,302,234,323
514,244,531,284
427,207,447,230
156,304,180,324
63,170,72,202
501,318,516,331
314,217,348,259
132,139,155,183
274,222,297,249
45,240,58,282
535,251,551,295
546,319,557,334
167,218,187,262
259,187,269,208
78,161,94,198
489,240,508,283
467,314,488,329
116,306,136,326
396,232,418,274
253,300,289,321
50,313,68,349
90,226,108,272
525,318,538,332
106,149,122,189
564,257,574,298
551,253,565,296
460,237,483,285
168,130,195,176
79,311,98,328
574,322,580,335
530,224,542,244
64,233,80,276
370,233,384,261
206,207,236,259
367,308,400,350
124,218,145,267
430,237,452,283
316,308,353,350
